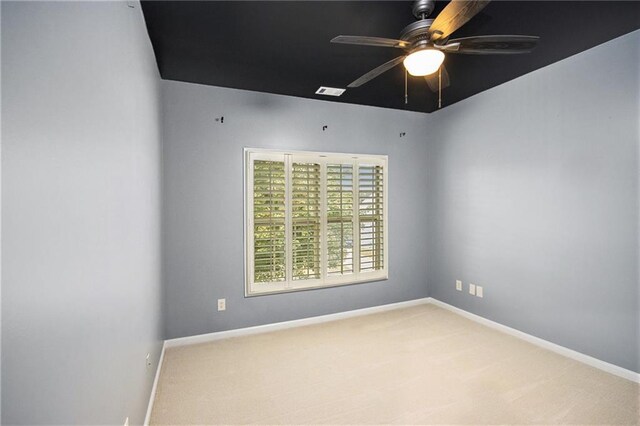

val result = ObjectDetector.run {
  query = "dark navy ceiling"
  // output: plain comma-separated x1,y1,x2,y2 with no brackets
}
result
141,1,640,113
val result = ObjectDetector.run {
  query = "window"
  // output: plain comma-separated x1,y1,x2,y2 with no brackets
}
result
245,148,388,295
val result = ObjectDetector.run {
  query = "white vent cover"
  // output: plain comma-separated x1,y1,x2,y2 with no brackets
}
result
315,86,346,96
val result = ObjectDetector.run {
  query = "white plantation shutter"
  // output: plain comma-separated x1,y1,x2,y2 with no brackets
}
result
358,164,384,272
326,164,354,276
252,159,286,283
291,162,321,280
246,150,387,295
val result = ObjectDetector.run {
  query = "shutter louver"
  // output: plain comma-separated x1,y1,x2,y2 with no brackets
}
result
326,164,354,276
291,162,321,280
253,160,286,283
359,164,384,272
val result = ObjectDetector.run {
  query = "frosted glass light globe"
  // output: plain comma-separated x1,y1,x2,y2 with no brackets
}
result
403,49,445,76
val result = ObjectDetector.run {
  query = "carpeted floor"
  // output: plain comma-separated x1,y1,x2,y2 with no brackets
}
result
150,304,639,425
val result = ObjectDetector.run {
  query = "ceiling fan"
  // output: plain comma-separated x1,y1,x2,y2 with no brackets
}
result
331,0,540,93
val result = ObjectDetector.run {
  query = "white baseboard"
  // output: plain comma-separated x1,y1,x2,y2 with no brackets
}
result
143,342,166,426
428,298,640,384
164,297,431,349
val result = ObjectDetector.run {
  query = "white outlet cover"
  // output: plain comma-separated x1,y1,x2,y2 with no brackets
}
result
476,286,484,298
217,298,226,311
455,280,462,291
469,283,476,295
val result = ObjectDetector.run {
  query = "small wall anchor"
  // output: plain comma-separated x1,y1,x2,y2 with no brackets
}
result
322,125,328,131
215,116,224,123
400,132,406,138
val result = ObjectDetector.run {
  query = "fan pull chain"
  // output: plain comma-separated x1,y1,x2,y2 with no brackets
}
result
438,66,442,109
404,69,408,105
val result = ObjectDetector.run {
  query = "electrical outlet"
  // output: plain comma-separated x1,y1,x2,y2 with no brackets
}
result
469,283,476,295
124,417,129,426
217,298,226,311
476,286,483,298
146,353,151,368
455,280,462,291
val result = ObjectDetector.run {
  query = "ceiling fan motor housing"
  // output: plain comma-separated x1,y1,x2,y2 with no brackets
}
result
399,19,435,48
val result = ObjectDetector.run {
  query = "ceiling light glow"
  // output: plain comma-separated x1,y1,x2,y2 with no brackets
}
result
403,49,445,76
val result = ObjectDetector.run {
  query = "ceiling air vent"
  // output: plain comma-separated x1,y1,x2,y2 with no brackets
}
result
315,86,346,97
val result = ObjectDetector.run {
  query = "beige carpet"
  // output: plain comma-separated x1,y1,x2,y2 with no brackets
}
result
150,304,639,425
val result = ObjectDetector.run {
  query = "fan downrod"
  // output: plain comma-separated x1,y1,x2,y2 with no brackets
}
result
412,0,435,19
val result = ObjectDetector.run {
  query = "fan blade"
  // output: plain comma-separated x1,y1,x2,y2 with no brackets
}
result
347,56,406,88
429,0,491,41
331,35,410,49
442,35,539,54
424,65,450,92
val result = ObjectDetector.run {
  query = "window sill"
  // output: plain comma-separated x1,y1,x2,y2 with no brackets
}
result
245,273,389,297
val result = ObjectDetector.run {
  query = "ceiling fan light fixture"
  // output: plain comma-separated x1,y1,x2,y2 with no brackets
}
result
403,48,445,76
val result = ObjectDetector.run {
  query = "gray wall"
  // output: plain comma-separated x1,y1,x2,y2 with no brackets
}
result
162,80,432,339
2,2,163,424
427,30,640,373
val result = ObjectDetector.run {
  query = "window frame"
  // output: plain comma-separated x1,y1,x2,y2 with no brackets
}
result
244,148,388,296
